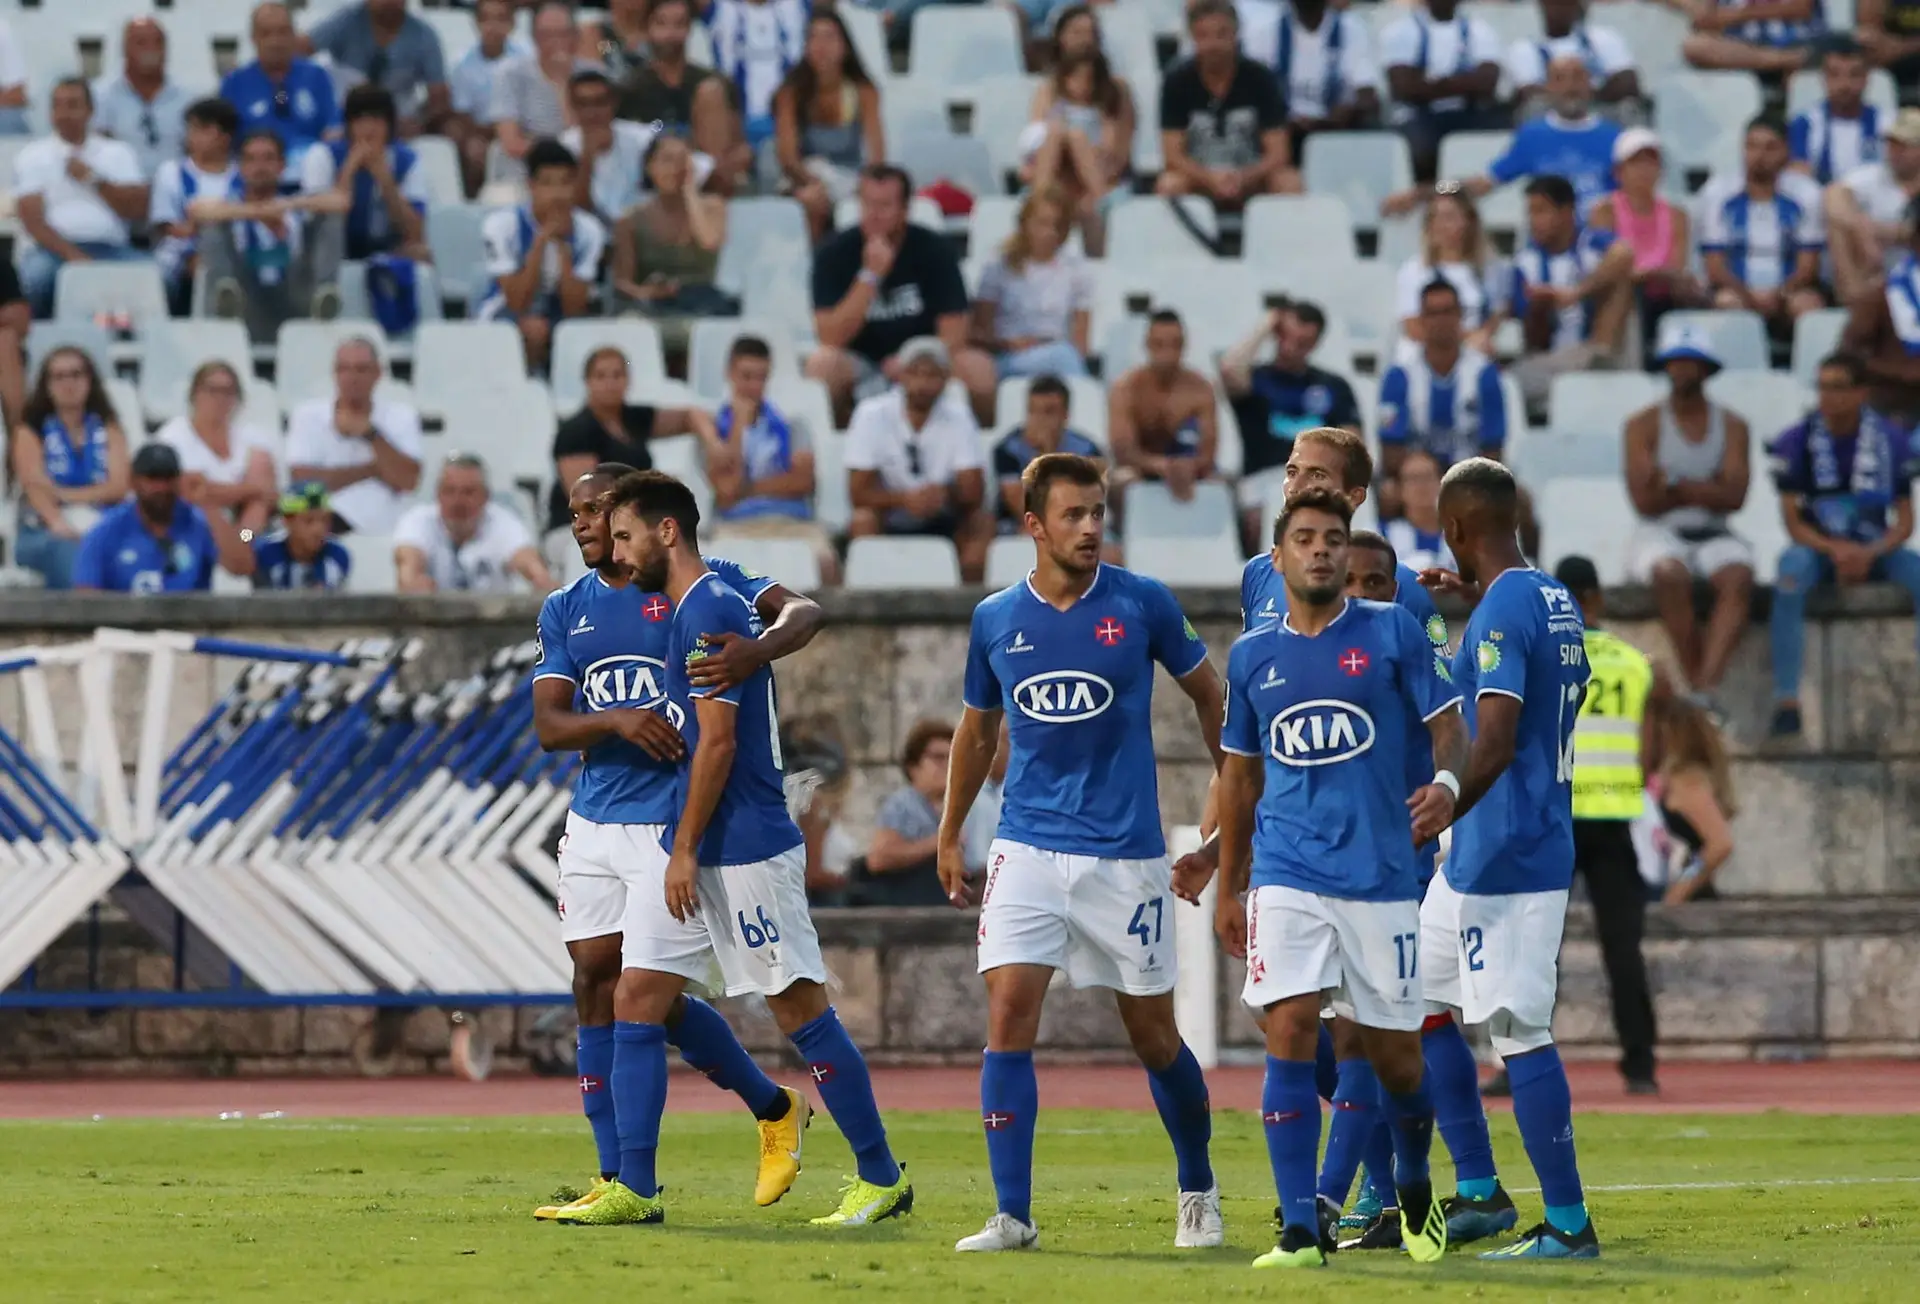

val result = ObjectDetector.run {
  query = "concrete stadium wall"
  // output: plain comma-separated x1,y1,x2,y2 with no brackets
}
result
2,586,1918,1074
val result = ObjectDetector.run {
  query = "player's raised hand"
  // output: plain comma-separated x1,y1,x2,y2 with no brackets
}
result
1214,894,1248,960
686,630,764,694
663,848,700,922
936,837,970,908
1171,847,1216,904
1407,784,1457,845
1417,567,1468,597
610,708,685,761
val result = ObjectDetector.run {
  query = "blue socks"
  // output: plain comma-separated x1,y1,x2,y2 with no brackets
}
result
1382,1080,1436,1187
611,1021,667,1197
1146,1043,1215,1194
981,1050,1038,1223
1507,1045,1588,1234
1262,1056,1322,1235
1313,1022,1339,1101
1422,1017,1498,1191
577,1024,619,1180
1362,1115,1398,1207
669,996,783,1119
1316,1058,1379,1206
791,1007,900,1188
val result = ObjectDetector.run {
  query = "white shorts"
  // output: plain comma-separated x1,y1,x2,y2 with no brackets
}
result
1625,522,1753,582
1419,870,1464,1013
1240,885,1425,1032
976,839,1176,996
621,842,827,999
1455,887,1569,1031
554,812,639,944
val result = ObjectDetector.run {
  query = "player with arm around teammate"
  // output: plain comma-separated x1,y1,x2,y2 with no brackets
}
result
576,469,911,1230
529,462,826,1221
1211,487,1467,1270
935,451,1229,1254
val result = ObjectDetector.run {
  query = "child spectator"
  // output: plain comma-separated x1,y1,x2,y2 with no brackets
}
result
253,482,353,590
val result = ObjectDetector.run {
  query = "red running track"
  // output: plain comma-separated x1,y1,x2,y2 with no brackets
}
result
2,1060,1917,1121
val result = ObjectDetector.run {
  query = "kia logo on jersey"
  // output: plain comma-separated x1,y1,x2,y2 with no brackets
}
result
1268,699,1376,766
1011,670,1115,723
583,655,667,711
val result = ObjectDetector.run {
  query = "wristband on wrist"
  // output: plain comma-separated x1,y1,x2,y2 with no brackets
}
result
1432,769,1461,800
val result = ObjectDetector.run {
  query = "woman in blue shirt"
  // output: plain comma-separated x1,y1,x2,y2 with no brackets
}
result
8,347,131,589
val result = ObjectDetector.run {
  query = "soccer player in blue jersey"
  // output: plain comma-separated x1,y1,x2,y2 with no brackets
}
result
1424,456,1600,1260
1212,487,1467,1270
936,452,1228,1254
529,463,825,1222
578,469,911,1230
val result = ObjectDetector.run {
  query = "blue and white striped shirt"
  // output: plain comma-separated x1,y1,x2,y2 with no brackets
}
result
1512,224,1618,351
1696,171,1825,292
1789,101,1881,185
1378,346,1508,465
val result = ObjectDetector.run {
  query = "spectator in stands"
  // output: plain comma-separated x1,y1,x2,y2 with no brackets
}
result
708,0,809,169
222,3,342,177
1391,185,1506,361
395,453,556,594
493,2,600,168
0,18,26,135
992,374,1104,531
1652,697,1737,904
1383,55,1621,222
73,443,256,593
1511,173,1636,408
1232,0,1381,154
0,261,26,428
1506,0,1639,115
1022,46,1132,254
191,129,347,342
156,362,280,538
1379,278,1507,484
969,188,1094,380
8,347,131,591
1768,350,1920,738
1157,0,1299,204
1384,447,1455,570
94,18,192,179
1827,108,1920,304
477,138,606,373
253,481,353,590
15,78,151,320
808,164,993,423
1698,118,1828,336
1623,324,1753,711
150,98,242,316
1107,309,1222,507
1589,128,1699,343
1861,0,1920,85
860,718,958,907
774,10,884,241
583,0,653,83
1682,0,1826,75
549,345,718,527
300,85,430,262
1221,299,1362,549
305,0,450,137
1379,0,1504,180
608,134,732,353
845,336,994,583
286,336,424,536
1843,196,1920,425
566,70,687,226
616,0,744,184
448,0,528,196
702,335,841,583
1790,39,1881,188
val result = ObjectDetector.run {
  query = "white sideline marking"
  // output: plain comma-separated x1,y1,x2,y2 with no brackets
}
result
1511,1176,1920,1195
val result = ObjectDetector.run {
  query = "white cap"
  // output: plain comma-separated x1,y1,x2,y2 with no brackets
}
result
1652,320,1721,372
1612,126,1662,165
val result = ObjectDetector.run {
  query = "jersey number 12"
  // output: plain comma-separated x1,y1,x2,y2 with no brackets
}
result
1554,681,1581,785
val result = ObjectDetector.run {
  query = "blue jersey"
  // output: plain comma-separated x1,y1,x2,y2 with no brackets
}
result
1223,601,1462,902
219,59,340,163
663,570,804,866
73,500,218,594
1446,568,1590,896
963,565,1209,859
252,533,350,590
1240,555,1452,880
531,557,776,827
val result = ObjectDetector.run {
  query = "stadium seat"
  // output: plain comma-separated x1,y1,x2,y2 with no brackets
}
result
1605,1,1691,74
1730,467,1790,584
716,197,810,293
743,272,818,350
1548,370,1668,437
892,132,999,205
408,135,465,207
26,321,114,388
647,433,716,520
809,421,851,532
1704,369,1812,443
1654,71,1762,173
984,535,1032,588
1539,475,1636,584
410,320,527,421
966,75,1044,184
845,535,963,589
833,195,946,231
1791,309,1847,389
967,196,1026,260
688,318,801,401
418,9,479,68
1124,536,1244,587
907,6,1024,86
337,262,445,350
138,319,253,423
1436,131,1522,231
1659,310,1769,373
105,378,144,436
992,375,1110,444
881,77,960,146
550,320,668,410
1259,258,1397,359
1241,195,1357,271
838,4,891,87
53,261,169,338
1787,67,1896,120
1506,430,1624,486
341,533,398,594
704,537,823,592
1122,481,1236,549
1302,132,1412,231
767,376,837,440
442,377,569,511
274,321,393,408
1461,1,1543,46
1106,195,1219,265
426,204,488,306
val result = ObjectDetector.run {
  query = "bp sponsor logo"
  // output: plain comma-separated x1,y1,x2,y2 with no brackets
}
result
1476,640,1501,674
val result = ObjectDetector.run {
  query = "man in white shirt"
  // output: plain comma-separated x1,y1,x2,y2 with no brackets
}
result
562,69,716,224
1506,0,1639,115
93,18,195,179
285,336,424,536
1379,0,1505,178
1235,0,1383,147
844,337,994,583
1827,107,1920,303
15,78,152,319
394,453,556,594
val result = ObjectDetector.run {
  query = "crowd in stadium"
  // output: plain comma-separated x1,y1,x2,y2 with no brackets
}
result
3,0,1920,751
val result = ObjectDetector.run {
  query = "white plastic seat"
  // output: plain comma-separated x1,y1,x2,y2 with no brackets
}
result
25,321,114,387
984,534,1033,588
1654,71,1763,173
1123,536,1244,587
426,203,488,304
704,536,822,592
1241,194,1358,272
341,533,398,593
810,421,851,531
138,319,253,423
53,260,169,336
844,535,962,589
407,134,465,207
716,197,810,292
1704,369,1811,444
1791,309,1847,389
1461,1,1542,47
274,321,393,407
688,318,800,401
880,76,959,146
1302,131,1413,231
992,375,1109,445
1538,475,1636,584
646,433,715,520
105,378,144,436
966,75,1042,182
1437,130,1523,230
838,4,892,87
767,376,837,439
550,319,668,409
833,195,945,230
337,261,445,344
412,320,528,420
1122,481,1237,549
1659,310,1769,372
1729,468,1790,584
441,378,570,500
1604,1,1691,74
1548,370,1668,437
1106,195,1219,265
1506,431,1624,487
1095,3,1159,82
907,6,1024,86
1259,258,1397,358
892,131,999,201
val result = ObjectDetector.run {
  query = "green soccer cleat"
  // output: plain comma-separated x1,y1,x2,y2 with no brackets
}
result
1398,1179,1449,1264
1339,1184,1384,1231
1253,1225,1327,1270
552,1180,664,1226
535,1176,608,1221
809,1166,913,1227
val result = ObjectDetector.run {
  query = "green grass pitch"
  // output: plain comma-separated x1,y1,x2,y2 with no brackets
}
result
6,1110,1918,1302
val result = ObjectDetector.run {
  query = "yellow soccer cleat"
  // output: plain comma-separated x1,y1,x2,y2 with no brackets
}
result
553,1180,665,1226
809,1166,913,1228
1398,1179,1450,1264
755,1086,813,1207
1252,1230,1327,1270
534,1177,609,1221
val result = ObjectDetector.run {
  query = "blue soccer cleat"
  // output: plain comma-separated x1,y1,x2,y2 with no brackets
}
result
1479,1219,1601,1260
1445,1183,1519,1244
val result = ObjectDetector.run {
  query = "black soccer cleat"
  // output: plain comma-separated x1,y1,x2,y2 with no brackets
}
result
1338,1208,1402,1251
1444,1183,1520,1244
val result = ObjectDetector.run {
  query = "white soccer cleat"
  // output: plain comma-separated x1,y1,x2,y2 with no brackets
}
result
1175,1186,1225,1249
955,1213,1040,1252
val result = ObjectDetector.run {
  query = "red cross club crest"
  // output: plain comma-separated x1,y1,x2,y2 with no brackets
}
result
1095,618,1126,646
1340,648,1370,676
642,596,670,621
